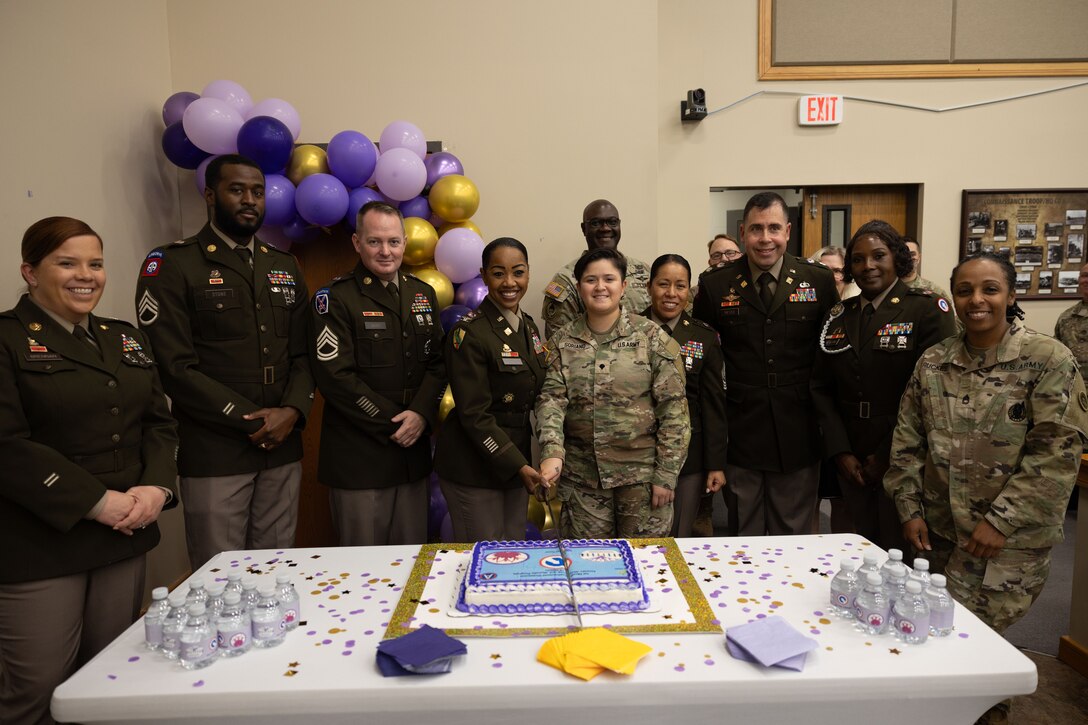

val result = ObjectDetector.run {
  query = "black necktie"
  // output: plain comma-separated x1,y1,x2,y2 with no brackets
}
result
660,322,672,337
73,325,101,357
387,282,400,308
758,272,775,309
860,303,875,338
234,245,253,269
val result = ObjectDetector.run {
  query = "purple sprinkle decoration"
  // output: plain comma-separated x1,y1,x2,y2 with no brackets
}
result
322,639,332,645
127,656,140,662
306,630,317,636
810,629,821,635
958,633,970,639
705,659,715,665
756,613,767,619
364,630,374,636
492,662,503,668
346,640,356,647
674,665,686,672
193,680,204,688
107,674,117,680
342,650,353,656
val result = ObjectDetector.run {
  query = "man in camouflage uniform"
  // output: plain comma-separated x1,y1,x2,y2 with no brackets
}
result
1054,262,1088,381
540,200,651,339
885,320,1088,638
535,309,690,538
902,237,953,302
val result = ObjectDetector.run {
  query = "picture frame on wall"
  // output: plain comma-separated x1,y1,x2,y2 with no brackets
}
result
961,189,1088,301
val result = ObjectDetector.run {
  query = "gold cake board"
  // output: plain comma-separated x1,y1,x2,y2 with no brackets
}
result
385,538,720,638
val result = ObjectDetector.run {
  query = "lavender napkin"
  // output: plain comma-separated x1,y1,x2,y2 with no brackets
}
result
376,624,467,677
725,616,818,671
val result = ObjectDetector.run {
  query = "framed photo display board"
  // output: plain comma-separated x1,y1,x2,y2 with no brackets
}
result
961,189,1087,301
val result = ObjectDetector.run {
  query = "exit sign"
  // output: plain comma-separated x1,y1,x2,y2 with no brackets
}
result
799,95,843,125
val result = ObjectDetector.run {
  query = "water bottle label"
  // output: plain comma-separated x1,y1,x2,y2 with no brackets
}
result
145,621,163,645
218,627,249,650
182,635,218,661
254,621,282,640
856,605,887,629
896,615,929,636
930,608,954,629
282,607,298,625
162,634,179,651
830,591,854,609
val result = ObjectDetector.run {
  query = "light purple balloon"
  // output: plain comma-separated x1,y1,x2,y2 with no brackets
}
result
346,187,384,230
246,98,302,141
373,148,427,202
295,173,349,227
162,91,200,127
263,174,297,227
194,154,220,194
201,79,253,115
425,152,464,187
399,195,431,219
453,276,488,310
379,120,427,160
435,227,485,284
327,130,378,189
183,98,243,155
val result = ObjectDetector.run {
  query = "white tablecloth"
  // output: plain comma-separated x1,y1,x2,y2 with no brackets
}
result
51,535,1036,725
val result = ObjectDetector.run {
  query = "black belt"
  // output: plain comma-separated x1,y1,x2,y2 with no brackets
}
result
200,362,289,385
837,400,899,420
728,369,810,388
71,445,142,475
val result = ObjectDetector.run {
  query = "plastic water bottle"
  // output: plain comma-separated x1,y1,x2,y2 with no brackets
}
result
186,577,208,607
854,572,890,635
161,591,189,660
216,591,252,657
858,551,881,582
179,603,218,669
143,587,171,651
223,570,244,599
925,573,956,637
880,549,904,581
883,563,909,608
910,558,931,588
251,584,286,648
828,559,861,618
242,578,261,612
892,580,930,644
275,574,301,631
206,583,226,622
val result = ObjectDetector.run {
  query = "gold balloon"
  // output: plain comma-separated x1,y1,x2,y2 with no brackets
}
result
437,220,482,238
438,385,455,424
286,144,328,185
527,497,546,530
429,174,480,222
406,261,437,274
410,266,454,309
402,217,439,266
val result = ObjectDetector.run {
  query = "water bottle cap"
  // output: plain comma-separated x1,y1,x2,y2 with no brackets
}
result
863,552,880,564
207,583,225,596
889,563,907,577
913,558,930,571
168,591,187,606
905,580,922,593
188,577,204,590
151,587,169,599
276,574,290,584
223,592,242,604
887,548,903,561
840,559,859,571
930,573,946,587
227,571,242,581
258,584,277,597
866,572,883,586
242,579,256,590
188,603,206,615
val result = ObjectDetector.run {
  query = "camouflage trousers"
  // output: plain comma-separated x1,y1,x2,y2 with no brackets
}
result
557,480,673,539
925,534,1051,634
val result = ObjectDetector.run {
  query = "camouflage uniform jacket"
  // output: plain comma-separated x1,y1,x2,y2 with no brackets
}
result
541,255,651,339
535,310,690,491
885,321,1088,549
1054,301,1088,380
907,275,953,307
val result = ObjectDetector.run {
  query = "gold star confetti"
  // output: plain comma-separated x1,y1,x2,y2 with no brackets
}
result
490,654,501,660
284,670,298,677
889,648,901,655
288,662,299,668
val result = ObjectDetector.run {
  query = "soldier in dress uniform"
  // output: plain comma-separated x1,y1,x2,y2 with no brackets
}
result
540,199,651,339
812,221,957,550
1054,261,1088,381
641,254,727,537
536,248,690,539
1,217,178,723
135,155,313,569
885,252,1088,725
434,238,550,541
310,201,445,546
693,191,838,536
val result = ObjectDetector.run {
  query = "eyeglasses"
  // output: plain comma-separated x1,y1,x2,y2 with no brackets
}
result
710,250,743,262
828,267,844,278
586,217,620,229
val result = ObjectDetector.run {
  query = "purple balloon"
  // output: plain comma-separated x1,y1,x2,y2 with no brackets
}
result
399,195,431,219
327,130,378,188
236,116,294,173
201,79,253,115
295,174,349,227
439,513,453,543
282,215,310,242
263,174,297,227
183,97,242,155
425,152,464,187
162,91,200,127
346,187,385,230
379,120,427,160
161,122,210,170
245,98,301,140
374,148,427,201
453,277,488,310
435,227,485,284
525,522,541,541
194,155,220,194
428,476,448,537
440,304,473,333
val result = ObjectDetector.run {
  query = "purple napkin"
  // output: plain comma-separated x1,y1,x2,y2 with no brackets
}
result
376,625,467,677
725,616,818,670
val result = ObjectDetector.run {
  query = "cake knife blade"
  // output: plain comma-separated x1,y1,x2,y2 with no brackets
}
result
554,537,584,629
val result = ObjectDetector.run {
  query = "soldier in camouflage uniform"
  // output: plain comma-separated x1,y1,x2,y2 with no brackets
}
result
885,252,1087,723
536,248,690,539
541,199,651,339
902,237,954,302
1053,262,1088,382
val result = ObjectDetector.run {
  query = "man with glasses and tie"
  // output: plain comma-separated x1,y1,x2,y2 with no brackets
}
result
694,192,838,536
135,154,314,569
541,199,652,339
309,201,445,546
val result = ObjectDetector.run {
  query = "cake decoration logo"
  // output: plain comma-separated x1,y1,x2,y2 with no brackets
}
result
580,549,621,562
539,555,571,569
485,551,528,565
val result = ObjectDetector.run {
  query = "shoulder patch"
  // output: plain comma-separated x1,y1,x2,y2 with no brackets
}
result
314,288,330,315
140,250,164,277
137,289,160,325
937,297,951,313
544,280,570,302
452,328,466,350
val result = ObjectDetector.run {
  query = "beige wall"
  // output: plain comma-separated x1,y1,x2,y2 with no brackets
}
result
2,0,1085,589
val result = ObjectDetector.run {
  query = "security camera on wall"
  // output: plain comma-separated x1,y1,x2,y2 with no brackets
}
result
681,88,707,122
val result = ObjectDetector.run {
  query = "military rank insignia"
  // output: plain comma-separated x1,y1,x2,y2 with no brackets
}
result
315,326,339,361
877,322,913,336
120,333,154,365
411,292,432,314
452,328,465,350
314,288,330,315
268,271,297,304
680,340,703,371
28,338,47,353
788,283,818,303
141,251,163,277
720,294,741,308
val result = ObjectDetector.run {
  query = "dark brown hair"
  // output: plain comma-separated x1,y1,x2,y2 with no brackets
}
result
22,216,102,266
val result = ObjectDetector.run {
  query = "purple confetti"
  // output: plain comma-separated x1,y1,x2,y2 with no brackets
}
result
107,674,117,680
492,662,503,668
958,632,969,639
127,656,140,663
193,680,204,687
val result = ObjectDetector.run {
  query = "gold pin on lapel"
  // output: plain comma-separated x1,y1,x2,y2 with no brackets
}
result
891,297,900,304
29,322,42,332
785,276,794,285
363,277,373,285
260,246,268,254
206,244,217,253
99,324,109,330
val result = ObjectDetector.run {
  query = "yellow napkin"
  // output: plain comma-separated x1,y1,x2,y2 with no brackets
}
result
537,627,652,680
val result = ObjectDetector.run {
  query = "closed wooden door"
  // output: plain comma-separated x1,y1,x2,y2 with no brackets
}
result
800,185,917,258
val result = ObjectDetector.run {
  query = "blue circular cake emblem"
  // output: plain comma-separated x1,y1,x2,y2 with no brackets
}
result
539,555,570,569
484,551,528,565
